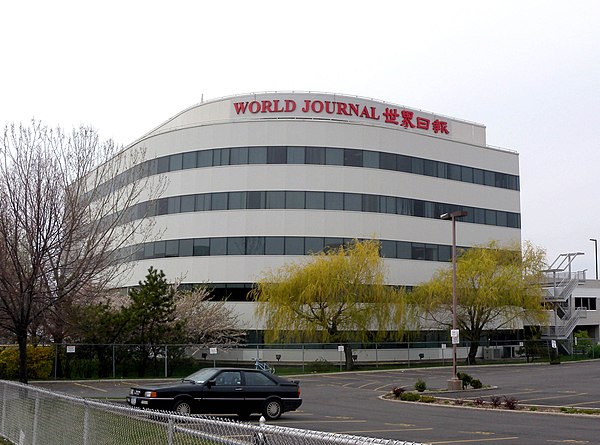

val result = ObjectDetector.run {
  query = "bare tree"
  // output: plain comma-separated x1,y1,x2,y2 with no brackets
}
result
0,120,160,382
174,287,245,347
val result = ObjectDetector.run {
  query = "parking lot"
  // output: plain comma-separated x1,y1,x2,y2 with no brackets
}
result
33,360,600,444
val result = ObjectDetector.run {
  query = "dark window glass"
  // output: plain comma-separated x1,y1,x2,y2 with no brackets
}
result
212,150,222,166
147,159,158,176
344,193,361,211
285,237,304,255
423,159,437,177
210,238,227,255
344,149,362,167
194,239,210,256
144,243,154,259
306,147,325,164
484,170,495,186
170,154,183,171
180,239,193,256
462,207,475,223
325,148,344,165
287,146,305,164
380,240,396,258
437,162,448,179
380,152,397,170
157,157,170,174
181,195,195,212
154,241,166,258
497,211,508,227
473,168,484,184
485,209,497,225
448,164,461,181
196,194,211,211
248,147,267,164
325,192,344,210
198,150,213,167
228,237,246,255
363,195,379,212
397,155,411,173
246,237,265,255
245,370,276,386
461,166,474,183
413,200,425,217
167,197,180,214
398,198,413,215
247,191,265,209
229,192,246,210
265,237,284,255
397,242,411,259
211,192,228,210
230,147,248,165
496,173,508,188
305,237,324,254
385,196,396,214
507,213,520,228
221,148,231,166
412,243,426,260
267,146,287,164
157,198,168,215
363,151,379,168
474,208,486,224
182,152,197,169
166,240,179,257
509,175,519,191
286,191,305,209
425,244,438,261
424,202,435,218
438,245,451,262
412,158,424,175
306,191,324,209
266,191,285,209
324,237,344,251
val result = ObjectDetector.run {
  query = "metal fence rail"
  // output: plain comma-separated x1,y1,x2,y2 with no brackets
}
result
0,380,423,445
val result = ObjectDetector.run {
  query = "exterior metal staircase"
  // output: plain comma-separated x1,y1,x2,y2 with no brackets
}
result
540,253,587,353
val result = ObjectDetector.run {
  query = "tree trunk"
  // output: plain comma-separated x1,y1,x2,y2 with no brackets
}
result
467,341,479,365
343,344,354,370
17,328,28,384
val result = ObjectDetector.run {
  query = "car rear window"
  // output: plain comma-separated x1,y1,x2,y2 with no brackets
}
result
245,371,276,386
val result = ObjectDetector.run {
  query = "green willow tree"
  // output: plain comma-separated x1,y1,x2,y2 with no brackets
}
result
250,239,408,369
413,240,548,364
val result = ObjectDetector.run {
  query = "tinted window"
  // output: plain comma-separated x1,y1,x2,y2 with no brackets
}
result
286,191,305,209
287,146,305,164
285,237,304,255
167,196,180,214
198,150,213,167
344,193,361,211
380,152,396,170
229,192,246,210
170,154,183,171
265,237,284,255
157,157,170,174
325,148,343,165
246,237,265,255
305,237,324,254
306,147,325,164
210,238,227,255
249,147,267,164
325,192,344,210
230,147,249,165
344,149,362,167
306,191,324,209
228,237,246,255
244,371,275,386
247,191,265,209
266,191,285,209
363,151,379,168
182,152,197,169
180,239,193,256
181,195,195,212
211,192,228,210
267,146,287,164
193,239,210,256
166,240,179,257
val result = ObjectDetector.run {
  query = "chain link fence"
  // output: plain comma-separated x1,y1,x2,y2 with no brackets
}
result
0,338,598,380
0,380,423,445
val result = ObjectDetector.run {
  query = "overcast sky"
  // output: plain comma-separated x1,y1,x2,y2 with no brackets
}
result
1,1,599,275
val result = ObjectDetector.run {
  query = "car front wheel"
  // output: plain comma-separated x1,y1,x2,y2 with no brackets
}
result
173,399,193,415
263,398,282,420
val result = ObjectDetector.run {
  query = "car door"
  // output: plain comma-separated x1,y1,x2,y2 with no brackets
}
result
241,370,280,413
201,370,244,414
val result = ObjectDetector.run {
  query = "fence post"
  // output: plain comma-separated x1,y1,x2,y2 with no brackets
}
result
167,416,174,445
1,383,6,435
82,401,90,445
112,345,116,379
165,345,168,377
32,393,40,445
301,345,305,373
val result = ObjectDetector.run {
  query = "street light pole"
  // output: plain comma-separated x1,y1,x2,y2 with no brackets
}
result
590,238,598,280
441,210,467,391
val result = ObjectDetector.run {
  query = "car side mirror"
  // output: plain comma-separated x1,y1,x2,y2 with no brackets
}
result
206,379,216,388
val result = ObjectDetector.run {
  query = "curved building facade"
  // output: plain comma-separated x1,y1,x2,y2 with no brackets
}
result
116,92,521,328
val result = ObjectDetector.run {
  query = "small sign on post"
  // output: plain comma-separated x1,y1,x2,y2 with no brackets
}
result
338,345,344,371
450,329,460,345
551,340,557,349
66,346,76,353
209,347,218,367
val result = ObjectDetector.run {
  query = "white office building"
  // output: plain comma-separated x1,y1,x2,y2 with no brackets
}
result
112,92,522,332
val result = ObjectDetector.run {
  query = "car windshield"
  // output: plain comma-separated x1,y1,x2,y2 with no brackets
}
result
183,368,219,383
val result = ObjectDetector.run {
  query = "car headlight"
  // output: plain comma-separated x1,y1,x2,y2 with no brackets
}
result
144,391,157,398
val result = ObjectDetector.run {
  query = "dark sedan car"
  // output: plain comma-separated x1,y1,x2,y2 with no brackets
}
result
126,367,302,420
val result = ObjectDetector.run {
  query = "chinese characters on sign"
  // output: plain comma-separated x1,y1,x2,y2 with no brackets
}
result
233,99,450,136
